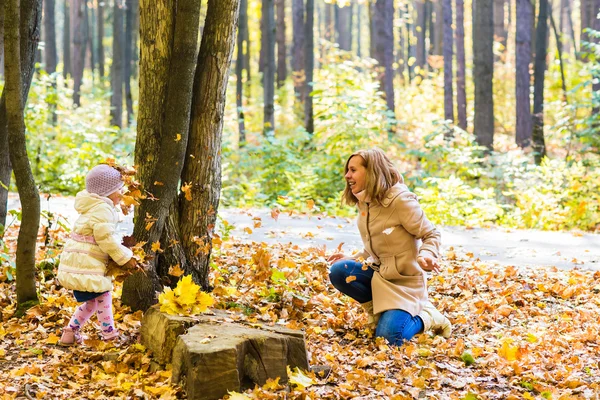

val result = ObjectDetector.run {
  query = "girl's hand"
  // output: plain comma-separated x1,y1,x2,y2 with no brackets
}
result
123,258,137,270
417,256,440,273
327,253,351,264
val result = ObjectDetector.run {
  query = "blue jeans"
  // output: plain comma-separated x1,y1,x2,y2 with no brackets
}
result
329,259,424,346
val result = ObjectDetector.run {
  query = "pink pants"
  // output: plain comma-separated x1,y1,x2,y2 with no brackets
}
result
67,292,116,336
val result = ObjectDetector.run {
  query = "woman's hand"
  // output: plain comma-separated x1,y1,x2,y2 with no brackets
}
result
417,256,440,273
327,253,352,264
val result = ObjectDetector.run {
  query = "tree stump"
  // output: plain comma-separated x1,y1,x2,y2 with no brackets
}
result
141,307,309,400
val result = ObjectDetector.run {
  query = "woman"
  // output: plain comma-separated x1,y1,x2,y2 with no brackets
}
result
328,148,451,346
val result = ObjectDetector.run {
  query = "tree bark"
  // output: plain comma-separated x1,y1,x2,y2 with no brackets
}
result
473,0,494,150
357,3,362,57
592,0,600,114
442,0,453,124
433,0,443,56
559,0,572,55
549,8,568,103
304,0,314,134
44,0,58,125
494,0,506,54
97,0,104,78
455,0,467,129
532,0,548,164
123,0,201,312
63,0,71,79
237,0,248,145
373,0,395,114
110,0,124,128
414,0,426,77
515,0,533,148
5,0,41,307
124,0,137,125
0,0,42,229
263,0,275,136
88,1,96,80
337,3,352,51
180,0,240,290
276,0,287,87
71,0,86,107
580,0,594,56
292,0,305,106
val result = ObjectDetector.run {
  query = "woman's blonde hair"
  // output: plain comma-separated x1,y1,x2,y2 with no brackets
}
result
342,148,403,206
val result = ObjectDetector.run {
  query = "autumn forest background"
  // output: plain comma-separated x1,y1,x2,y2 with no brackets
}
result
0,0,600,398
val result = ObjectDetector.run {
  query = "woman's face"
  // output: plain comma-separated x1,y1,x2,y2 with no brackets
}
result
345,156,367,194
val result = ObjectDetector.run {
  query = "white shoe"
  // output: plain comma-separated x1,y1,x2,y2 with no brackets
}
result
419,301,452,338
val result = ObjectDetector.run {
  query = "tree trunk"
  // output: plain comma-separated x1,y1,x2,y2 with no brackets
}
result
5,0,41,307
357,3,362,57
304,0,314,134
433,0,443,56
580,0,594,56
368,1,375,58
0,0,42,229
549,8,568,103
276,0,286,87
0,3,6,230
63,0,71,79
455,0,467,129
337,3,352,51
263,0,275,136
88,1,95,80
494,0,506,54
473,0,494,150
131,0,140,79
122,0,201,312
592,0,600,114
515,0,533,148
260,4,266,74
442,0,453,124
325,2,333,42
373,0,395,114
559,0,572,55
237,0,248,145
292,0,305,106
44,0,58,125
110,0,124,128
532,0,548,164
414,0,426,77
97,0,104,78
180,0,240,290
407,3,415,82
71,0,86,107
124,0,136,125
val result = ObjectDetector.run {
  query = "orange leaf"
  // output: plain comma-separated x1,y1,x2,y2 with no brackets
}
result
169,264,185,277
151,241,162,253
181,182,193,201
345,275,357,283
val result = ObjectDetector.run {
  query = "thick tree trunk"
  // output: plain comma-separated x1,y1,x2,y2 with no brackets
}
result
442,0,453,124
44,0,58,125
124,0,137,125
260,4,266,74
5,0,41,307
515,0,533,148
123,0,201,312
455,0,467,129
0,3,7,230
97,0,104,78
237,0,248,145
71,0,86,107
88,2,95,80
276,0,287,87
292,0,305,106
304,0,314,134
0,0,42,229
532,0,548,164
110,0,124,128
373,0,395,114
414,0,426,77
63,0,71,79
180,0,240,290
473,0,494,150
263,0,275,136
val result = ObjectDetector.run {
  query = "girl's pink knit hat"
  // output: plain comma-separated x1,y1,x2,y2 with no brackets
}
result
85,165,124,197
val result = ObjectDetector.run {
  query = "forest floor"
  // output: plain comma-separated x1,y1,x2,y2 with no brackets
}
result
1,194,600,399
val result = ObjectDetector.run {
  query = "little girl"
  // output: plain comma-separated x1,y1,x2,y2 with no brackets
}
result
57,164,135,345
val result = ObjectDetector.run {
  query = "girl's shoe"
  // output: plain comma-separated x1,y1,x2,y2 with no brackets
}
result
419,302,452,338
58,327,83,346
100,329,120,341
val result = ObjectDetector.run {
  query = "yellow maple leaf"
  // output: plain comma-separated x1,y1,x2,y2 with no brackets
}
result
46,333,60,345
181,182,193,201
175,133,182,142
193,291,215,313
227,392,252,400
151,241,162,253
168,264,185,277
287,366,316,390
262,377,281,390
0,348,5,358
498,338,519,361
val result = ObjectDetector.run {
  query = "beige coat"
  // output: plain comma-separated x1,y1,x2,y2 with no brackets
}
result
354,183,441,316
57,191,132,293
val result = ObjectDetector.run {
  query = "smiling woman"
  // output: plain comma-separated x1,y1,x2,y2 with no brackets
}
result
328,148,452,346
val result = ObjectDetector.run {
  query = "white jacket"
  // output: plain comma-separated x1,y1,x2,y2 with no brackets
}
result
57,191,132,293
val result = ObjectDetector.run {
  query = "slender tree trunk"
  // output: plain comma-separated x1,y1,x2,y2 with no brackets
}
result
549,8,568,103
237,0,247,145
63,0,71,79
455,0,467,129
122,0,201,311
180,0,240,290
407,3,415,81
292,0,305,106
110,0,124,127
44,0,58,125
88,1,95,80
325,2,333,42
0,1,7,230
97,0,104,78
368,1,375,58
515,0,533,148
559,0,572,55
494,0,506,54
398,4,405,81
415,0,426,77
373,0,395,114
71,0,86,107
304,0,314,134
124,0,136,125
357,3,362,57
433,0,443,56
580,0,593,56
5,0,41,307
263,0,275,135
131,0,140,79
259,3,266,74
532,0,548,164
337,3,352,50
442,0,453,124
426,0,434,64
473,0,494,149
276,0,287,87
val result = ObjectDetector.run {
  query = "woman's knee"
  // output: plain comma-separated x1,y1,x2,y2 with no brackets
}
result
328,260,358,288
376,310,418,346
